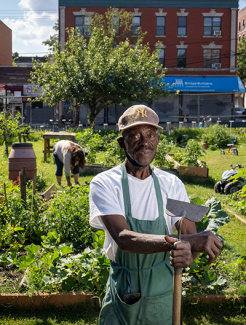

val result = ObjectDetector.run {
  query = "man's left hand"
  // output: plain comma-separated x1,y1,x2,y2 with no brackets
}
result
166,236,192,268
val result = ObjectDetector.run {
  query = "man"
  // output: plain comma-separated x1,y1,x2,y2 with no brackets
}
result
89,105,222,325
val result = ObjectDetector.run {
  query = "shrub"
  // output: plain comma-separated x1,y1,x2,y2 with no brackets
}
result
201,124,231,148
168,127,203,147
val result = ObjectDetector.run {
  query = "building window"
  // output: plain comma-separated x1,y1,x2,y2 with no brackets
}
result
75,16,92,36
203,49,220,68
239,21,241,31
177,49,186,67
158,48,165,66
132,17,141,35
112,16,120,35
156,17,165,35
204,17,221,36
178,17,187,36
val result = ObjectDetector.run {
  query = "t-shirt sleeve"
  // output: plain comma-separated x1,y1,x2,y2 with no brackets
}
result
89,177,124,230
63,151,71,177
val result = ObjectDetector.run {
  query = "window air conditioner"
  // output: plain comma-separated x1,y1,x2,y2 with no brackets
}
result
214,31,221,36
212,63,221,68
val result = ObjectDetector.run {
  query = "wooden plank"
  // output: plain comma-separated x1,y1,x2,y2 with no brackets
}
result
41,183,55,201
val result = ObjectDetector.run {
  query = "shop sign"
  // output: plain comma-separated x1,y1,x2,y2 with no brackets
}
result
23,85,42,96
0,84,6,96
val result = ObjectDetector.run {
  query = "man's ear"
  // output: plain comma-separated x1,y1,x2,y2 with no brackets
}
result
117,136,125,149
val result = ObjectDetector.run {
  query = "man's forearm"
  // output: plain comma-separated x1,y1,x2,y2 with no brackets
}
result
66,176,71,185
118,229,176,254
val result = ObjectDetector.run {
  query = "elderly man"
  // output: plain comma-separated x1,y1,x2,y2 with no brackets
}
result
89,105,222,325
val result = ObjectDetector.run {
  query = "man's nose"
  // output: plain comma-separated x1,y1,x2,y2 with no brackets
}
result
139,134,149,145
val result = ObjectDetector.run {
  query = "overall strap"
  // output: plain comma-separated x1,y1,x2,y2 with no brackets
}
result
149,166,164,217
121,162,132,217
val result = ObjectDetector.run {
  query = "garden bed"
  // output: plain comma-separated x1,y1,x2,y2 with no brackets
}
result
0,291,245,309
166,153,208,178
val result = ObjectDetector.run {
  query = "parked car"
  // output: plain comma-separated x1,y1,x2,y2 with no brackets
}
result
235,107,246,118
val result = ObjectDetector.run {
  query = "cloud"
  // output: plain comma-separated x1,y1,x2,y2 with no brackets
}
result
3,0,58,55
19,0,57,12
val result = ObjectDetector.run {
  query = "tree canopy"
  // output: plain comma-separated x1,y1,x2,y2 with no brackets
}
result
31,9,171,125
42,21,59,53
237,37,246,85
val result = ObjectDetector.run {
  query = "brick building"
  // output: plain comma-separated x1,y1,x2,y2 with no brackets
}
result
238,6,246,41
0,21,12,66
59,0,244,125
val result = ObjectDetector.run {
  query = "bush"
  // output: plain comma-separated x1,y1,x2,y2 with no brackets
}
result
167,128,203,147
201,124,231,148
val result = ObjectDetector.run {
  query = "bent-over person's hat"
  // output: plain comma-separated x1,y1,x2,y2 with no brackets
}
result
118,105,163,132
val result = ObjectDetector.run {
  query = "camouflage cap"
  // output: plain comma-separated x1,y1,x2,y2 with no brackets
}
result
118,105,163,132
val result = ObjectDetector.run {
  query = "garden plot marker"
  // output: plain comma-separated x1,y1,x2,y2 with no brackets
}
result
166,198,209,325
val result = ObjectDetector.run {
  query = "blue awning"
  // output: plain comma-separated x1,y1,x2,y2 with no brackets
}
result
162,76,245,93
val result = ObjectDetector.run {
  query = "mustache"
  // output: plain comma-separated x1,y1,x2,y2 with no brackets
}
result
135,145,153,152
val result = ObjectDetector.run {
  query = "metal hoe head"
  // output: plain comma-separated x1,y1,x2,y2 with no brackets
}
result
166,198,209,241
166,198,208,222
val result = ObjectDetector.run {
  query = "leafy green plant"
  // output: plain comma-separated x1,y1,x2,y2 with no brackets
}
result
201,124,231,148
168,128,203,147
0,112,21,154
104,138,125,166
182,197,231,296
170,139,206,167
37,185,95,248
154,135,175,169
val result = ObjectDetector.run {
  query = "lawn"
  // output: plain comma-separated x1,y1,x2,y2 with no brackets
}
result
1,129,246,325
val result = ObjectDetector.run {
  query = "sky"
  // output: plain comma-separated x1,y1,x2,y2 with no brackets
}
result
0,0,245,57
1,0,58,57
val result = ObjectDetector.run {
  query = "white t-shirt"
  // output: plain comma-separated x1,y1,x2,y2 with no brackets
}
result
89,164,189,262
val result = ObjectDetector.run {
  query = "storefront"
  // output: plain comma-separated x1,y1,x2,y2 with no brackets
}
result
159,76,246,122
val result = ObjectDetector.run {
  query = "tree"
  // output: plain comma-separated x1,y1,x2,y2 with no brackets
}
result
0,112,21,155
237,37,246,85
31,9,170,126
42,21,58,53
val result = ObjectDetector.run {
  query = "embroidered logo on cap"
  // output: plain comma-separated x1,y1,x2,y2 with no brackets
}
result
136,108,147,118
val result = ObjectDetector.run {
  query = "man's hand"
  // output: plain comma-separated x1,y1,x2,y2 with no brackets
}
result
165,236,192,268
182,231,223,265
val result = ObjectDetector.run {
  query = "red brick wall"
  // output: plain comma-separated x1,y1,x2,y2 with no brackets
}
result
238,7,246,40
61,7,236,76
0,21,12,66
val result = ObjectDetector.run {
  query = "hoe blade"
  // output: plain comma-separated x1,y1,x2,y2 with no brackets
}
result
166,198,209,222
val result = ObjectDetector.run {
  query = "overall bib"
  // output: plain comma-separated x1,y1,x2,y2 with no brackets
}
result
99,162,173,325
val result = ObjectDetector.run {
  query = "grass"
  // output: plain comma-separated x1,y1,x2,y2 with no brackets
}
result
0,302,245,325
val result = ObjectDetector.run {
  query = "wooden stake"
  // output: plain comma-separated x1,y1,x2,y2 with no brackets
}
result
19,168,26,208
32,168,37,195
3,183,8,207
31,168,37,211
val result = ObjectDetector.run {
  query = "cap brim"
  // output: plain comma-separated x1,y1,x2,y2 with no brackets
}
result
119,121,163,132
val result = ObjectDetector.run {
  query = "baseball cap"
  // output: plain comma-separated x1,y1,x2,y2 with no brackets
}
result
118,105,163,132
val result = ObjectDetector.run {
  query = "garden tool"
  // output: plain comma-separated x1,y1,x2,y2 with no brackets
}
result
166,198,209,325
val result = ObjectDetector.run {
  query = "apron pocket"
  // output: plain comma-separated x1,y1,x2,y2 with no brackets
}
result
141,290,173,325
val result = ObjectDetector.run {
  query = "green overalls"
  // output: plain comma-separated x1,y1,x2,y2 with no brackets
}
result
99,162,173,325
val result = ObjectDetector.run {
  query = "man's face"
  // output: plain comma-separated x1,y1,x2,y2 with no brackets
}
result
120,125,160,166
